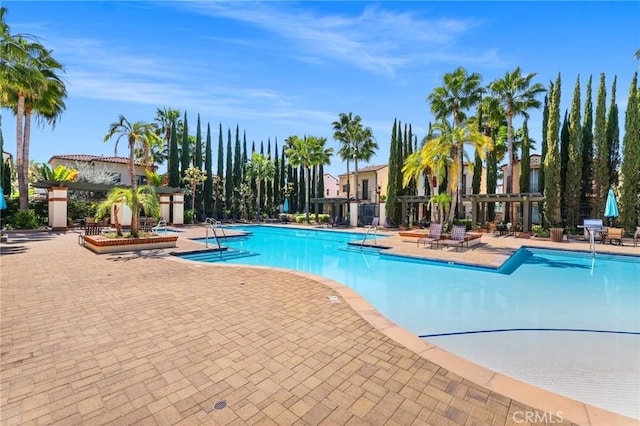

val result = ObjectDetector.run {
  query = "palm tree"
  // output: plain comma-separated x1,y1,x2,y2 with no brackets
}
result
428,67,485,220
285,135,333,223
32,163,77,182
95,186,160,237
104,115,162,237
351,122,378,204
488,68,545,215
403,120,492,224
245,152,275,216
153,107,180,167
1,9,67,210
332,112,360,201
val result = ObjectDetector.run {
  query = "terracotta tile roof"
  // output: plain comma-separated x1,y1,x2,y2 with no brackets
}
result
49,154,148,167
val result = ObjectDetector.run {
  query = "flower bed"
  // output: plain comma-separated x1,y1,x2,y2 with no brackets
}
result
82,234,178,254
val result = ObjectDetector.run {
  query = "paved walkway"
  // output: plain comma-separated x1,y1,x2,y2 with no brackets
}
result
1,226,638,425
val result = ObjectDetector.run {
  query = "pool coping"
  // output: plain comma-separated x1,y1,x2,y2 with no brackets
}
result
168,229,640,425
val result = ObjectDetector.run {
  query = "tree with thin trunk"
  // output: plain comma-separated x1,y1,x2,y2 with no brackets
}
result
593,73,608,217
544,74,562,228
519,119,531,193
2,9,67,210
245,152,275,216
606,76,620,188
565,76,582,231
428,67,485,222
619,72,639,232
104,115,162,237
332,112,361,203
489,67,545,222
351,121,377,204
285,136,333,222
204,123,213,218
580,76,594,219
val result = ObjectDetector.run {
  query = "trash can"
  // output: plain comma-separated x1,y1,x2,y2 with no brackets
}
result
550,228,564,242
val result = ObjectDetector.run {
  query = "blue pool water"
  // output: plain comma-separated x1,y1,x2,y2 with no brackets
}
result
181,225,640,418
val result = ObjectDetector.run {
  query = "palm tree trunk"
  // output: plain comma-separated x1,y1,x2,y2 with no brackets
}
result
129,143,139,237
305,167,310,222
505,112,515,223
457,143,463,219
16,95,28,210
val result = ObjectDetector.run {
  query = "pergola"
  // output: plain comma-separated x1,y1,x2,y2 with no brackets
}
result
396,195,431,226
33,180,187,231
463,192,545,232
309,197,349,218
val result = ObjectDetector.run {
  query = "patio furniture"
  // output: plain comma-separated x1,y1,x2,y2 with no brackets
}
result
440,225,467,251
603,228,624,245
417,223,443,248
634,227,640,247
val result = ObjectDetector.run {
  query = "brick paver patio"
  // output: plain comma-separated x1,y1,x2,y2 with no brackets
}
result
1,227,637,425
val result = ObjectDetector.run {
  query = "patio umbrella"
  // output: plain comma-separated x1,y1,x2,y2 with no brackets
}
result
0,187,7,210
604,189,619,226
283,198,289,213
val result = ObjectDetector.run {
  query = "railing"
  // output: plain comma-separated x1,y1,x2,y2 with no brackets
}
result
360,217,379,249
586,227,596,258
205,217,226,250
152,218,167,233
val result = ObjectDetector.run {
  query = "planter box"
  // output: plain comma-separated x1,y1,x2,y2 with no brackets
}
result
550,228,564,243
83,234,178,254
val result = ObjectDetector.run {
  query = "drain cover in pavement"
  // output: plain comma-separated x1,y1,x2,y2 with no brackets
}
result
213,400,227,410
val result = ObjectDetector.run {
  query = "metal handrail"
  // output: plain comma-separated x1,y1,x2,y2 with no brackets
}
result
586,227,597,258
361,223,377,249
205,217,226,249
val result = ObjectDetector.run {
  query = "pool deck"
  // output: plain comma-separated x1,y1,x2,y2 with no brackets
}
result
1,225,638,425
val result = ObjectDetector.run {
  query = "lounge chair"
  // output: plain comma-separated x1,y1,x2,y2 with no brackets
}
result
604,227,624,245
417,223,443,248
634,227,640,247
440,225,468,251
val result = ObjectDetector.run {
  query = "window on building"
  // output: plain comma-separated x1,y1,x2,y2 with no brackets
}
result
362,179,369,200
529,169,539,193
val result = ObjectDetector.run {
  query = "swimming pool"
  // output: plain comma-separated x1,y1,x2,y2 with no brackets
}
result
180,225,640,419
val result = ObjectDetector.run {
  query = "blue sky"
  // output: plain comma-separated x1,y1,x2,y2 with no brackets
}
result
2,1,639,177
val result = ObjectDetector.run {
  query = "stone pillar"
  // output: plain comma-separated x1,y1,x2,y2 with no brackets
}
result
172,192,184,226
49,187,68,231
349,202,358,227
159,194,171,221
48,188,54,227
379,203,386,227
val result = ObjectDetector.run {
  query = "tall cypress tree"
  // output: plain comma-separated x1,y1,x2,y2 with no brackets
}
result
519,119,531,193
593,73,608,217
168,119,180,188
539,92,549,196
232,125,242,216
619,72,640,231
559,110,570,221
216,123,224,218
204,123,213,218
544,73,562,227
180,112,190,184
606,76,620,188
565,76,583,230
194,114,203,217
386,119,400,226
266,138,273,211
580,75,594,219
225,128,233,213
273,139,280,208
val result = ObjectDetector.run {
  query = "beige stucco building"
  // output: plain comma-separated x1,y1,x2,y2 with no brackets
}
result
49,154,151,186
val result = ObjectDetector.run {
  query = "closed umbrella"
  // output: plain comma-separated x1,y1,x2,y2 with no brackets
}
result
283,198,289,213
604,189,619,226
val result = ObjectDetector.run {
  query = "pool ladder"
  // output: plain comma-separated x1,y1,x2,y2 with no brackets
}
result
205,218,226,250
587,227,596,258
360,221,378,250
152,218,167,233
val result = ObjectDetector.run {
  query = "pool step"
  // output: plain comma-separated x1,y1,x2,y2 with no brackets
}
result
182,249,259,262
338,245,381,255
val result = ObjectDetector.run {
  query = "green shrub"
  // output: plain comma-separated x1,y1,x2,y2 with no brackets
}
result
531,225,550,237
9,209,43,229
295,214,307,224
453,219,473,231
68,200,97,220
315,214,331,223
184,209,196,224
